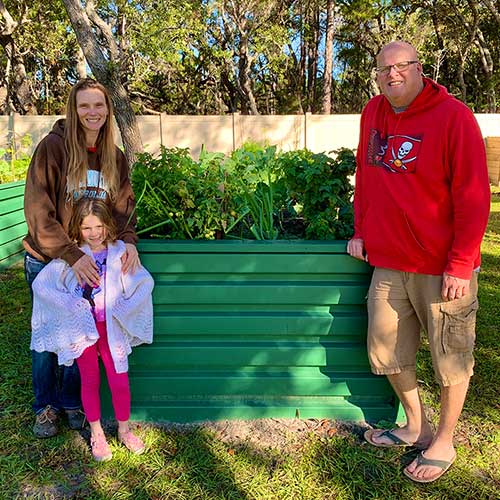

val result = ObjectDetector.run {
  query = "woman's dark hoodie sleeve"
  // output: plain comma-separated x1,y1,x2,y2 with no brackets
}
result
23,132,84,265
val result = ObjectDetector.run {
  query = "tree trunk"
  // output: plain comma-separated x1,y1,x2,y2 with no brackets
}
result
306,6,319,112
236,30,259,115
458,58,467,102
61,0,143,167
430,0,448,83
7,43,36,114
0,85,7,112
76,46,88,80
321,0,335,114
456,0,496,112
299,3,306,102
107,80,144,163
474,37,496,111
0,1,37,114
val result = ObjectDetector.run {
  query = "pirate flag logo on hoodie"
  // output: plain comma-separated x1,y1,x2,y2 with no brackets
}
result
368,129,422,173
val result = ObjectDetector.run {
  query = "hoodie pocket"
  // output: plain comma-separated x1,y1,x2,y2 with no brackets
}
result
363,206,428,267
403,212,427,253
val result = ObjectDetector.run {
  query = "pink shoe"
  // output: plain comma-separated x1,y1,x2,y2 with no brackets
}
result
90,434,112,462
118,430,145,454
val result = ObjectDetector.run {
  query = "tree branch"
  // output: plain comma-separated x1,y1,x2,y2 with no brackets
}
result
85,0,120,61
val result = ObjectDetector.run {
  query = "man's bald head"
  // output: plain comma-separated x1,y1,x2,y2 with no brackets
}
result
375,41,423,108
377,41,419,66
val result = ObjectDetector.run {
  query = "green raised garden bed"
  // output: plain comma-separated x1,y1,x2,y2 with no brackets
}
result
0,181,26,271
108,239,402,423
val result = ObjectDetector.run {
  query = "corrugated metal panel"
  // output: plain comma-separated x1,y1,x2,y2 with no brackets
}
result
0,181,26,270
103,240,400,423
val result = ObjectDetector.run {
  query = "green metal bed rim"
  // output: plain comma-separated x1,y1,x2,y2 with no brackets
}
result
137,239,354,253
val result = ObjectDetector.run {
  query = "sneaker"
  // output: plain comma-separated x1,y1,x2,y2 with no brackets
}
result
90,434,112,462
66,409,86,430
118,430,145,454
33,405,59,438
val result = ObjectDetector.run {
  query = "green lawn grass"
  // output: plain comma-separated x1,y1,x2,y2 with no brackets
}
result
0,189,498,500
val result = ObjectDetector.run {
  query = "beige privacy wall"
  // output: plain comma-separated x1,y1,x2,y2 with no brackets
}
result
1,113,500,168
121,113,357,155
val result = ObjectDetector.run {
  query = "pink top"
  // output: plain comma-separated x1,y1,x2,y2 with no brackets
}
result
79,248,107,322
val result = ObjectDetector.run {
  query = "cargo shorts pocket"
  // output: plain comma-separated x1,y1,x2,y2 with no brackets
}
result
440,299,478,353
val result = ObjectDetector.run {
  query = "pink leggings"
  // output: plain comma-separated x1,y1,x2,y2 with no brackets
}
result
76,321,130,422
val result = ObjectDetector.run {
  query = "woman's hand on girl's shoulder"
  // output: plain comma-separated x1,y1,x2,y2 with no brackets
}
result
72,254,100,287
121,243,140,274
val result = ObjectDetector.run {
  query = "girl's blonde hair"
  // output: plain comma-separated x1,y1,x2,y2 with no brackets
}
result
68,198,117,246
65,78,119,202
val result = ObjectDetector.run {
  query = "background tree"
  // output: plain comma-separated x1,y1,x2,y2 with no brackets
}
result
1,0,499,118
61,0,143,164
321,0,335,113
0,0,83,114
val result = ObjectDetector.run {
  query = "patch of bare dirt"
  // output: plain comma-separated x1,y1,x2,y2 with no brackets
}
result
157,418,369,452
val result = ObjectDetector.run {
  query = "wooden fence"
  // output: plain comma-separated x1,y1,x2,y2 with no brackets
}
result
2,112,500,160
486,137,500,185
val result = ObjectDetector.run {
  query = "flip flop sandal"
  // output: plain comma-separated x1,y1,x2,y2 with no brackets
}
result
403,451,456,483
364,428,429,449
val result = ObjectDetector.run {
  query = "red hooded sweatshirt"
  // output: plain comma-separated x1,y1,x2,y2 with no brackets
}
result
353,77,490,279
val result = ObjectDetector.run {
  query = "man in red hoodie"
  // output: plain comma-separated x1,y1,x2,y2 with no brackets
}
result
348,41,490,483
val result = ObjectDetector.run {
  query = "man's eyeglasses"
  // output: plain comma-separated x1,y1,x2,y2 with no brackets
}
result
374,60,419,76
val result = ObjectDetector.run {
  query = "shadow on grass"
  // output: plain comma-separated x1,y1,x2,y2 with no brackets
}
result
312,434,499,500
100,426,266,499
485,209,500,231
7,426,260,499
163,427,254,499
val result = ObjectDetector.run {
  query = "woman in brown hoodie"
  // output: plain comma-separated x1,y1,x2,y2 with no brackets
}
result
23,78,139,438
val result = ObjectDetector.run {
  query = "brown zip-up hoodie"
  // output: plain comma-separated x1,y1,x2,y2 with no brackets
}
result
23,119,138,265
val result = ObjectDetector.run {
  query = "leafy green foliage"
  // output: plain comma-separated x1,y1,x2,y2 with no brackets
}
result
280,148,356,240
226,145,285,240
0,134,32,183
131,144,355,240
131,146,244,239
0,154,30,184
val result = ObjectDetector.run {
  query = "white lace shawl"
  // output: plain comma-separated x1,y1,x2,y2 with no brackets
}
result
30,240,154,373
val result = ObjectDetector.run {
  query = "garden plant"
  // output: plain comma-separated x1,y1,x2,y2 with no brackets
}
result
130,144,356,241
0,134,32,184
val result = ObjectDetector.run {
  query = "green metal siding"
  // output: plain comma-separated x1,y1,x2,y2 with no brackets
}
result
0,181,26,270
110,240,400,423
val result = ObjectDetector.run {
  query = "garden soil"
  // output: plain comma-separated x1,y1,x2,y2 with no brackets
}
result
155,418,369,452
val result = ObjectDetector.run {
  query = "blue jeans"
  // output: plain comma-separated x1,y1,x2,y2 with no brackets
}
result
25,252,82,414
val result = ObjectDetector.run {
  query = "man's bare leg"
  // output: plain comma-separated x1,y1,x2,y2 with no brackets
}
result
405,378,469,481
370,370,433,446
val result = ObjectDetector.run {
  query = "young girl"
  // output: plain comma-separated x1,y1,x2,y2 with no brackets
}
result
30,199,154,461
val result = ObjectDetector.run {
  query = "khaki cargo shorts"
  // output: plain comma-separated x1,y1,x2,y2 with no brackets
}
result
367,267,479,387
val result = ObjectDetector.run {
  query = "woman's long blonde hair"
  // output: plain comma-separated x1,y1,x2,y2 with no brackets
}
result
65,78,119,202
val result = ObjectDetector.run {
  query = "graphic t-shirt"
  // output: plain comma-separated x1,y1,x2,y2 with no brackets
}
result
71,148,110,201
80,170,109,200
77,248,108,322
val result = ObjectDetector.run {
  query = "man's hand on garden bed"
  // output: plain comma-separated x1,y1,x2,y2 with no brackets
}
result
347,238,368,262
